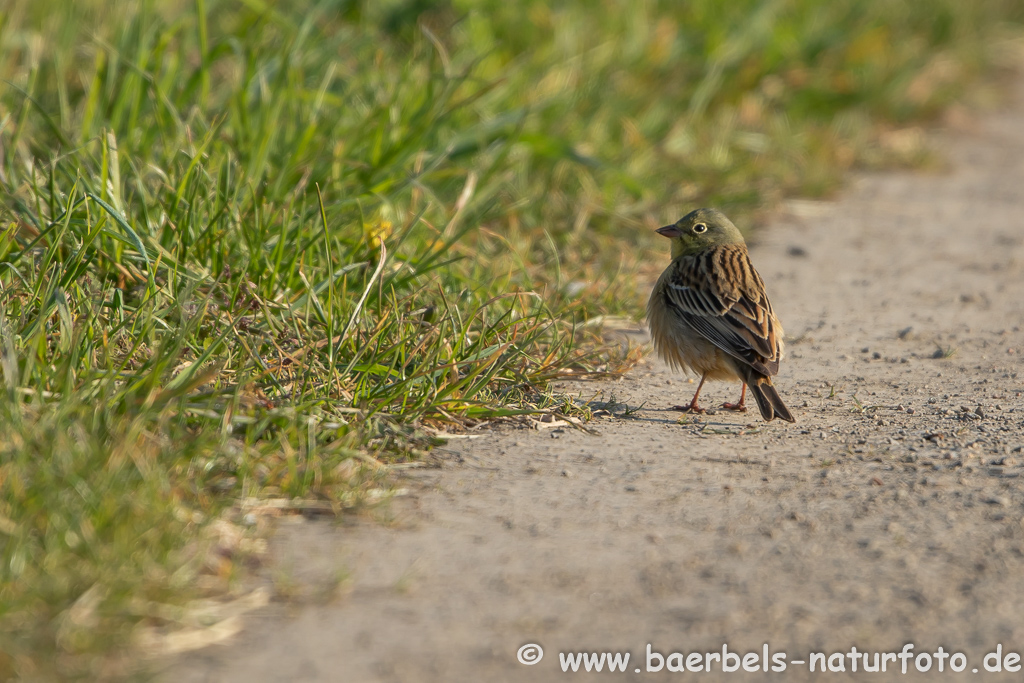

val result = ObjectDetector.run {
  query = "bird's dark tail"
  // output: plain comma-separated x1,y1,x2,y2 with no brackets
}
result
746,375,795,423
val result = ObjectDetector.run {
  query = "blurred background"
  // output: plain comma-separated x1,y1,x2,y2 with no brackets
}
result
2,0,1024,676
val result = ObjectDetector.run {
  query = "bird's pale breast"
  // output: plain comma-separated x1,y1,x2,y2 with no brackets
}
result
647,268,743,381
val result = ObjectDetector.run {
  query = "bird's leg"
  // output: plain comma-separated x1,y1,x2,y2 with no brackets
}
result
672,374,707,413
721,383,748,412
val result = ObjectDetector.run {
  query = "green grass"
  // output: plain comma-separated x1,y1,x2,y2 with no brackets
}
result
1,0,1023,676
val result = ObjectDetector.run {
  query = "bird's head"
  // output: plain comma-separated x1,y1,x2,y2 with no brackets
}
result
656,208,745,259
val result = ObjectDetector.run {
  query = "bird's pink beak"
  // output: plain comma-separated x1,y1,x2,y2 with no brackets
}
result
656,225,682,238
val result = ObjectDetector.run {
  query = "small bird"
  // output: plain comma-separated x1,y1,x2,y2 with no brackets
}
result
647,208,795,422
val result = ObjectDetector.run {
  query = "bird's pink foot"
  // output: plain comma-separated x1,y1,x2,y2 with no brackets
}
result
721,384,748,412
670,375,709,416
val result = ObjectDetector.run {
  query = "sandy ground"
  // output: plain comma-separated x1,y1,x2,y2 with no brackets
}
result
170,83,1024,682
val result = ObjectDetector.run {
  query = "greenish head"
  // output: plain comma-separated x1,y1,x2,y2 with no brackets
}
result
656,207,745,259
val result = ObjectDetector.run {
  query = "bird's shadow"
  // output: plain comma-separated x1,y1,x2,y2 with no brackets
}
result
586,397,762,431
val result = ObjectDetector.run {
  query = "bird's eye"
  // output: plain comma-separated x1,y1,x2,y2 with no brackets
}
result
693,223,708,234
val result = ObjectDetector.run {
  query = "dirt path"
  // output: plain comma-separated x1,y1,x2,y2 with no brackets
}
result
171,83,1024,682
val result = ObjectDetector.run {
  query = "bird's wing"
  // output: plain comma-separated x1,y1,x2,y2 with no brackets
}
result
662,244,782,376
